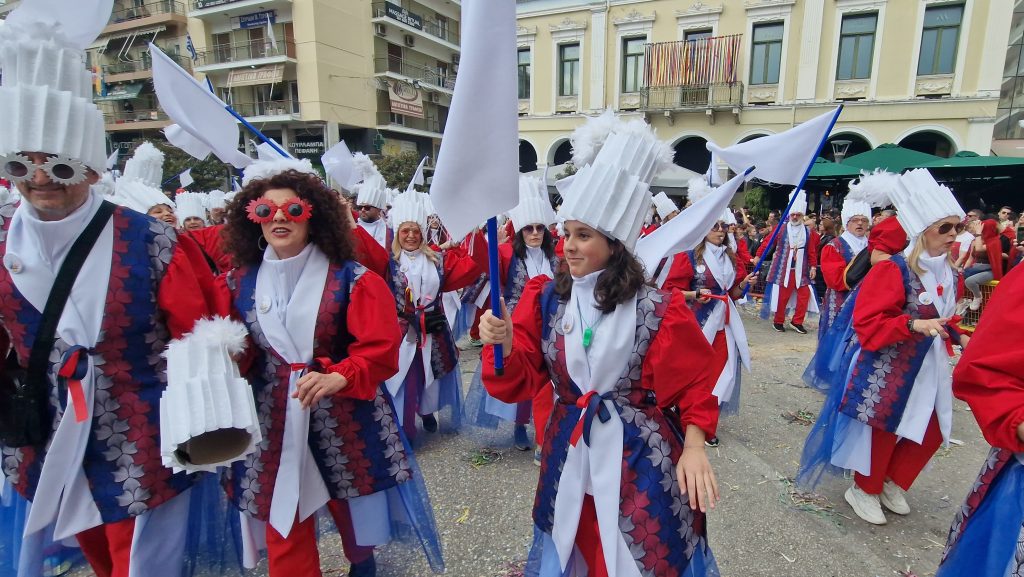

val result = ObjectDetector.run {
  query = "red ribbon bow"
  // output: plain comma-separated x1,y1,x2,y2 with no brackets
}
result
705,294,731,324
57,347,90,423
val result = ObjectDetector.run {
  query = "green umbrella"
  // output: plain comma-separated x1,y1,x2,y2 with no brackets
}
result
807,157,861,178
914,150,1024,168
843,143,942,172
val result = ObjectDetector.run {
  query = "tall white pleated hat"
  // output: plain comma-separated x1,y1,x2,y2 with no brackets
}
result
205,190,227,210
652,192,678,221
843,170,898,226
0,0,112,178
241,157,318,187
788,189,808,215
507,175,556,232
113,142,175,213
558,110,672,251
175,192,208,224
389,189,430,232
351,152,389,210
890,169,965,238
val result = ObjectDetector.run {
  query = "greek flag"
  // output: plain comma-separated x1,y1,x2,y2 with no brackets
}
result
185,33,198,63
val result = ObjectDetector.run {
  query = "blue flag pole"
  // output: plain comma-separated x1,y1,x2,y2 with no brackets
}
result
486,217,505,375
742,105,844,298
161,167,193,187
224,106,290,158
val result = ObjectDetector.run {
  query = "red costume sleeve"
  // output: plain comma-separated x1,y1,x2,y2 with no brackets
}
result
820,243,849,291
441,233,486,291
953,266,1024,451
730,255,748,293
661,253,695,294
645,293,719,437
315,272,402,401
481,276,552,403
469,233,512,287
351,226,390,279
736,238,752,269
157,235,217,339
807,229,820,267
852,260,912,351
187,225,232,273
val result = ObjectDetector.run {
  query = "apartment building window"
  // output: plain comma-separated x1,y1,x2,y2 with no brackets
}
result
518,48,531,99
559,43,580,96
212,32,230,63
684,29,712,43
837,13,877,80
750,22,784,85
918,4,964,75
621,37,645,93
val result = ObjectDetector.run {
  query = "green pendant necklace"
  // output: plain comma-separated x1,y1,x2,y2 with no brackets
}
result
575,299,604,349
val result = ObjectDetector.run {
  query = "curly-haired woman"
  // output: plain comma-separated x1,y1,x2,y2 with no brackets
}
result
214,161,443,577
479,116,720,577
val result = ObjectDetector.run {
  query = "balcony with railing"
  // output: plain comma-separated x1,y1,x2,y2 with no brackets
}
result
189,0,291,18
101,52,191,82
376,111,443,137
195,39,296,70
104,108,170,131
104,0,187,33
374,57,455,92
231,99,299,120
371,2,460,48
640,35,744,114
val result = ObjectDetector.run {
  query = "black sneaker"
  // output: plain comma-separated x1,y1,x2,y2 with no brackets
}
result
421,413,438,433
349,556,377,577
790,323,808,334
773,323,786,332
513,424,531,451
705,436,720,447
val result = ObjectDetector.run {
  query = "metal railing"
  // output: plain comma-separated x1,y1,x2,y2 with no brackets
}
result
101,52,191,75
641,83,744,111
104,108,169,124
230,100,299,118
196,39,296,66
376,111,442,134
109,0,185,23
371,2,460,45
374,57,455,89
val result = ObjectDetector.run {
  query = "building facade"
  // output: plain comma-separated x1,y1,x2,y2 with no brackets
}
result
515,0,1013,191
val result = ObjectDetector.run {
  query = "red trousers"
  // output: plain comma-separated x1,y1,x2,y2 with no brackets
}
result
265,499,374,577
575,495,609,577
76,519,136,577
773,271,811,325
532,383,554,445
854,413,943,494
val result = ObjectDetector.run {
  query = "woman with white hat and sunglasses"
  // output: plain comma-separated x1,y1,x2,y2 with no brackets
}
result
479,113,720,577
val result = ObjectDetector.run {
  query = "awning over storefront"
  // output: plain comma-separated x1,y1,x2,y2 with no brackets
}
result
94,82,145,101
842,143,942,173
807,157,861,179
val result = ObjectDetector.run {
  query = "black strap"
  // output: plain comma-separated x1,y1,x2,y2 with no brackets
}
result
26,201,116,386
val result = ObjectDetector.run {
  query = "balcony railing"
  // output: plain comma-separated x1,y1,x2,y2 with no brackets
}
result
640,35,744,111
374,57,455,90
101,52,191,75
109,0,185,23
104,108,169,124
230,100,299,118
376,111,442,135
196,39,296,66
371,2,460,45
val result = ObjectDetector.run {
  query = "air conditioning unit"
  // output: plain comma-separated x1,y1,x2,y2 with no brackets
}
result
451,54,460,65
374,23,386,36
427,92,440,103
403,34,415,47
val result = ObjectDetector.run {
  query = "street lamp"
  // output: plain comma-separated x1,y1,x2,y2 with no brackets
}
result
831,139,852,163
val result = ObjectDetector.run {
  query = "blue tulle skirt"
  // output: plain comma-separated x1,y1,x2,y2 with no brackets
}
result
938,457,1024,577
802,288,861,392
0,484,81,577
795,349,860,492
717,366,742,418
523,524,719,577
451,302,479,343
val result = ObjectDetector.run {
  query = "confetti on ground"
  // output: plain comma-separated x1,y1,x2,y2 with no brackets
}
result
455,507,470,524
466,448,504,468
781,409,816,426
498,560,527,577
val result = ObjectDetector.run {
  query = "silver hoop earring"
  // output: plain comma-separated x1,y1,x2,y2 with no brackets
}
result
257,236,268,251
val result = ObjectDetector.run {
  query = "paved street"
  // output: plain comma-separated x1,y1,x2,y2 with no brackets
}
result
68,307,988,577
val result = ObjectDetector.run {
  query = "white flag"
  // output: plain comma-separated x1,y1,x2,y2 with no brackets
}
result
406,156,428,192
322,141,357,190
5,0,113,50
106,149,119,171
150,43,253,169
179,169,194,188
429,0,520,241
708,107,841,186
266,13,278,52
705,149,723,186
635,170,749,274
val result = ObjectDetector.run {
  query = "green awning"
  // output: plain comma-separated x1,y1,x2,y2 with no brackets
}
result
807,157,861,178
913,150,1024,168
94,83,144,102
843,143,942,173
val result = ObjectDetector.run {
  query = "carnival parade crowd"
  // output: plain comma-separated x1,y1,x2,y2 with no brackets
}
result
1,1,1024,576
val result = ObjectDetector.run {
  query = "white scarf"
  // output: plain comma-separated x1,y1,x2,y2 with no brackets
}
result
840,231,868,257
552,270,642,577
524,245,553,279
358,218,389,248
698,243,750,406
398,249,440,307
782,222,807,288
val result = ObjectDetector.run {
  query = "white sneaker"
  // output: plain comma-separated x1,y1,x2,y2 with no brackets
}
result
845,485,887,525
969,297,983,311
879,480,910,515
955,299,970,316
